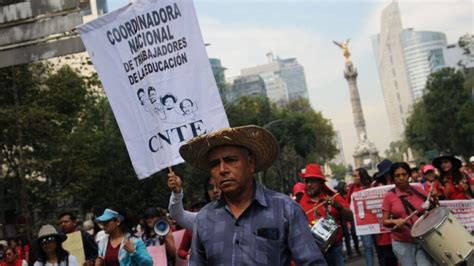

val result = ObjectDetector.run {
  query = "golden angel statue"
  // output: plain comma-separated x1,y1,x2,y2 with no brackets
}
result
333,39,351,62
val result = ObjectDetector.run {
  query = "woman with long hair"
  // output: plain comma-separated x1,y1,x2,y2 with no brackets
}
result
382,162,434,266
433,154,473,200
95,208,152,266
33,224,78,266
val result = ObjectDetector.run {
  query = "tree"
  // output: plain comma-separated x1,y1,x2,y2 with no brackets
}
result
224,96,337,193
405,67,474,158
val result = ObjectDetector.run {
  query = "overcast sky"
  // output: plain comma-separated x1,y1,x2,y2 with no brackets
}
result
106,0,473,166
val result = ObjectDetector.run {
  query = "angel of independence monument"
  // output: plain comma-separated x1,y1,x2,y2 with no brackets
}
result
334,40,380,169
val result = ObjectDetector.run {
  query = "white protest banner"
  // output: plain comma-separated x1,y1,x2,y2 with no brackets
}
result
439,199,474,232
77,0,229,179
350,185,395,236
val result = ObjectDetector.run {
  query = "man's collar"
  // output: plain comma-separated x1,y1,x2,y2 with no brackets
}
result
214,179,267,208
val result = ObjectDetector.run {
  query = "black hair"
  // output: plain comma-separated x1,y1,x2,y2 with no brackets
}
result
355,167,372,188
438,159,464,186
36,236,70,264
160,94,177,105
389,162,412,180
335,181,347,196
147,86,156,96
203,176,214,203
143,207,170,239
179,99,194,112
58,211,76,221
411,167,419,172
137,88,145,98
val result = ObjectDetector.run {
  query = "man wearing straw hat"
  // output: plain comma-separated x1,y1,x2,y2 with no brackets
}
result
179,125,326,265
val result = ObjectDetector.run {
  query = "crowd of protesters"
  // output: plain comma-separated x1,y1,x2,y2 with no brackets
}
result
0,127,473,266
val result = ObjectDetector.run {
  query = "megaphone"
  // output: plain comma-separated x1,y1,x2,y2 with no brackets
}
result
153,219,170,237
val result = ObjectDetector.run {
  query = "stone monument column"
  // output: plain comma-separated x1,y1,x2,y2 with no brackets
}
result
334,40,380,169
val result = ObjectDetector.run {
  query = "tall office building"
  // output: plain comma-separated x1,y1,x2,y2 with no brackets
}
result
429,43,474,72
372,1,448,140
372,1,413,141
239,53,309,104
228,74,267,102
401,30,447,100
50,0,109,79
332,131,346,166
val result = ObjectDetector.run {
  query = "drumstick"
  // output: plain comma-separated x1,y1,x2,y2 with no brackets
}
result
392,210,419,231
305,193,340,215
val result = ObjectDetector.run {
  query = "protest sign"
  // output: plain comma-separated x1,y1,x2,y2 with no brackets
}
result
173,229,188,265
351,185,474,235
147,245,167,265
350,185,394,235
62,231,85,264
439,200,474,232
77,0,229,179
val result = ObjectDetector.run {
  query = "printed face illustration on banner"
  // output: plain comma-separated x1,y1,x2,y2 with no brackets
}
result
78,0,229,179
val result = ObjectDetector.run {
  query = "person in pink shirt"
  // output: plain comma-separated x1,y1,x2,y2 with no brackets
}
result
382,162,434,266
421,164,441,198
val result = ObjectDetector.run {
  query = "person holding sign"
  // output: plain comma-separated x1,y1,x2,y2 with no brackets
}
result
299,163,352,266
381,162,434,266
58,212,98,265
95,209,152,266
33,225,78,266
179,126,326,265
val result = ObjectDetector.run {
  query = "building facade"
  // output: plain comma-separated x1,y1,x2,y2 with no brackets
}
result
228,74,266,102
238,53,309,104
400,30,447,100
372,1,413,141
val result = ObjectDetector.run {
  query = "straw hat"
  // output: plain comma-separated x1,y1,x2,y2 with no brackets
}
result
37,224,67,243
179,125,278,172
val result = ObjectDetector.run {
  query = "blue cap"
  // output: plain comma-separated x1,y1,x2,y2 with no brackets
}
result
96,209,124,222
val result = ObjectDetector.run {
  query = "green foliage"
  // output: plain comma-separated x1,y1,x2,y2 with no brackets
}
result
225,96,337,193
405,67,474,158
1,63,337,237
328,162,347,181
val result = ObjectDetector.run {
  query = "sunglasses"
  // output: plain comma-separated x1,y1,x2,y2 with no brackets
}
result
39,236,56,245
5,252,13,256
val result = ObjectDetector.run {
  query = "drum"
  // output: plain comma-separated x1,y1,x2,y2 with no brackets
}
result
310,217,339,253
411,207,474,265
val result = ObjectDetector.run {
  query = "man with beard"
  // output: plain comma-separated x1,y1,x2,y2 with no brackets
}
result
299,163,352,266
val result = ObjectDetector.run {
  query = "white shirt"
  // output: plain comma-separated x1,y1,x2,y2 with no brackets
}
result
33,254,78,266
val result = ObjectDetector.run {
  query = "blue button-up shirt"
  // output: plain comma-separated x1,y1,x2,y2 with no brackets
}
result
190,180,327,266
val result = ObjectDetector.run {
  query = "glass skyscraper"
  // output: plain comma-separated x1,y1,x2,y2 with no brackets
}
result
400,30,447,100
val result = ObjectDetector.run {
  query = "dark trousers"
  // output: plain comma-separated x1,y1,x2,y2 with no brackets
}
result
378,245,398,266
341,217,360,255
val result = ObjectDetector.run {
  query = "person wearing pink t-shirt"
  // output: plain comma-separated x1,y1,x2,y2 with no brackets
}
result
382,162,434,266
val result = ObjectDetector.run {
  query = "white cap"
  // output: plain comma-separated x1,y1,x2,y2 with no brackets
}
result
470,156,474,163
